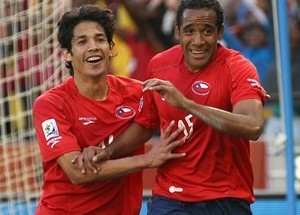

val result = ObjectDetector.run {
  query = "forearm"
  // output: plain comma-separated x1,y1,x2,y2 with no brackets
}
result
59,151,149,185
106,123,153,159
73,155,149,184
181,99,263,140
65,121,186,185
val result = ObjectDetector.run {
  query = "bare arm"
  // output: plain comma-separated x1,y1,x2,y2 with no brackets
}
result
143,78,264,140
57,151,153,185
105,123,154,159
58,121,185,185
71,123,154,173
181,98,264,140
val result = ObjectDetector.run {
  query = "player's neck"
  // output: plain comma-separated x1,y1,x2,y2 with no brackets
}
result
74,76,108,101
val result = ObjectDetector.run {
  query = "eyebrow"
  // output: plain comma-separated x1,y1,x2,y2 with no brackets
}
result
73,32,106,39
182,23,216,32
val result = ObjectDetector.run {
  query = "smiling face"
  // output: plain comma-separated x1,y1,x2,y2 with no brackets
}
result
175,8,224,72
63,21,112,80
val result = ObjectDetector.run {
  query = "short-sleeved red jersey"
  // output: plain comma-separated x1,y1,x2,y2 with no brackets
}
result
33,75,156,215
146,44,268,203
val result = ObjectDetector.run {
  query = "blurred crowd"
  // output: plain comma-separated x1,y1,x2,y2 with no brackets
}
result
72,0,300,115
71,0,299,92
72,0,181,80
1,0,300,136
72,0,300,143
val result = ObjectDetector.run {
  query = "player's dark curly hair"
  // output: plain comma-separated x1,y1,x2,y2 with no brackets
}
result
57,4,115,75
176,0,224,31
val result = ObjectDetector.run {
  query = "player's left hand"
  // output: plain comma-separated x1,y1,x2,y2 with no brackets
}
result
143,78,188,109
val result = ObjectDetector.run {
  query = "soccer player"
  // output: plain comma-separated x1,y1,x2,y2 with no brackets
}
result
32,5,185,215
81,0,269,214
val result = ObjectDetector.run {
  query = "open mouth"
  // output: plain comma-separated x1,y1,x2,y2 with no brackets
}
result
191,49,206,56
86,56,102,63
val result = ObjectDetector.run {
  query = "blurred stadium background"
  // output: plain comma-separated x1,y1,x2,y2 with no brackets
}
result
0,0,300,214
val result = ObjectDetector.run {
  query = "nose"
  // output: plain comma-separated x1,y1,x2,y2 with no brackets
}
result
192,32,204,45
87,39,99,51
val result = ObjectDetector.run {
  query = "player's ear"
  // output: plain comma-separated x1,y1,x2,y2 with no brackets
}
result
218,25,224,40
62,49,72,61
108,42,115,58
174,25,180,40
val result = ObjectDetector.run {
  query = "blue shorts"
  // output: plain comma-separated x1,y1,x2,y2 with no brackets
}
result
147,196,252,215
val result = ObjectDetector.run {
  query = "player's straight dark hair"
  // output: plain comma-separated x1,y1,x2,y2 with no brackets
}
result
176,0,224,31
57,4,115,75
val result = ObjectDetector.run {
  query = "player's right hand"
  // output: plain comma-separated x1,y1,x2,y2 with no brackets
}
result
71,146,106,174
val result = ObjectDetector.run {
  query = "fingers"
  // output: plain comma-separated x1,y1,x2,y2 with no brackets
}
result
71,155,86,174
77,154,86,174
168,136,186,151
165,137,187,160
72,146,103,174
71,155,78,164
168,152,186,160
83,158,98,174
161,120,185,146
92,150,109,163
143,79,168,92
166,126,185,144
142,79,156,92
161,120,175,138
93,154,101,162
82,149,99,174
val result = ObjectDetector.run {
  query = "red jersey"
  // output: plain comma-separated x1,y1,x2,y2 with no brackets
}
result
146,44,268,203
33,75,156,215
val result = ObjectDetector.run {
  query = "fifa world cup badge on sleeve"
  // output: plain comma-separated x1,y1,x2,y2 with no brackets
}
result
42,118,60,141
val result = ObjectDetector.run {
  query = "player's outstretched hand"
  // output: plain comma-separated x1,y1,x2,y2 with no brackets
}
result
144,120,186,168
143,78,188,109
71,146,109,174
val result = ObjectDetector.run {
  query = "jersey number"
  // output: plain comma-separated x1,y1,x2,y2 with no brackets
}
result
177,114,194,139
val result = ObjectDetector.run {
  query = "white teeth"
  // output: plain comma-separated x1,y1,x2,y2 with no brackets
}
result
192,50,204,54
86,56,101,61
